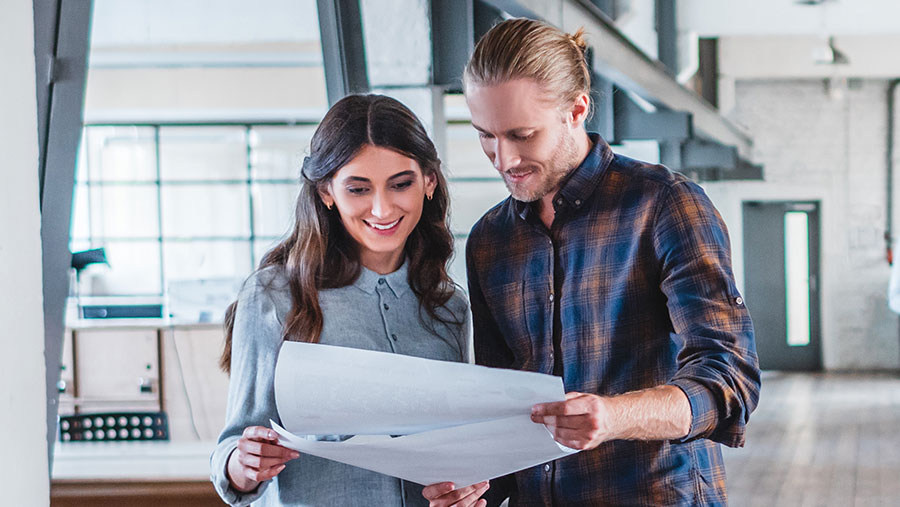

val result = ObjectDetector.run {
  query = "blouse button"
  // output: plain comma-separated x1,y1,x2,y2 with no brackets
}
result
549,292,554,303
383,303,389,310
391,333,398,341
378,278,385,285
544,464,551,472
735,297,744,306
574,199,582,206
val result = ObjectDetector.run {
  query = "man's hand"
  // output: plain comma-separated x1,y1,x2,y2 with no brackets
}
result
422,481,489,507
531,392,613,450
531,386,692,449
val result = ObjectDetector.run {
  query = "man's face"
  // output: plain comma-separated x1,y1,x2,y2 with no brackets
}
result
465,78,582,202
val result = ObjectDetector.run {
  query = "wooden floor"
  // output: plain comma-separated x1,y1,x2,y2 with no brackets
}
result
723,371,900,507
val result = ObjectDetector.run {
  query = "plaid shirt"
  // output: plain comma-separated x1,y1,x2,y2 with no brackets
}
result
466,135,760,506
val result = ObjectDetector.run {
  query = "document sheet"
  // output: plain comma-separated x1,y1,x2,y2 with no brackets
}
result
272,342,578,486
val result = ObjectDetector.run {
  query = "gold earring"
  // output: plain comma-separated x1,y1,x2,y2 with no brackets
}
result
426,193,433,201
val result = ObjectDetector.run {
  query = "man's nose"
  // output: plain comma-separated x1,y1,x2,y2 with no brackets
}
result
493,140,521,172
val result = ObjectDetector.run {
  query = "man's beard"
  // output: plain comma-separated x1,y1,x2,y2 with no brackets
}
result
503,130,580,203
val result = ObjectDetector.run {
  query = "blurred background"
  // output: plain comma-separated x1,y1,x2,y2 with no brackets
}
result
3,0,900,505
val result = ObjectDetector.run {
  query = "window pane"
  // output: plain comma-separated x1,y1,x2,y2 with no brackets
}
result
90,184,160,239
449,236,468,288
160,184,250,238
75,135,88,183
163,240,252,282
71,183,91,240
159,127,247,181
445,124,494,179
252,183,298,237
85,126,157,182
785,211,811,347
447,180,510,235
253,238,283,268
249,126,315,180
80,241,162,296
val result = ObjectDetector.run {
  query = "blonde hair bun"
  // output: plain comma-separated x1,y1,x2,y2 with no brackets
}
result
569,27,588,54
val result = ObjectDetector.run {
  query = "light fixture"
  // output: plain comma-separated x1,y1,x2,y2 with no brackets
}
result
70,248,109,319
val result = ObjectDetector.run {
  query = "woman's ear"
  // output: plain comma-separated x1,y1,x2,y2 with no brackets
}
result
317,185,335,210
424,173,437,200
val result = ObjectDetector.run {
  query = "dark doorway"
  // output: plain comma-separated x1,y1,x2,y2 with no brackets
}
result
743,201,821,370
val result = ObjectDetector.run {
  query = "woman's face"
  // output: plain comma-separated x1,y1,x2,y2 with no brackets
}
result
320,144,436,275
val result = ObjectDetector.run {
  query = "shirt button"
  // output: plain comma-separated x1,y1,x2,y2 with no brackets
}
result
735,297,744,305
378,278,385,285
574,199,582,206
391,333,398,341
544,464,551,472
383,303,389,310
549,292,554,302
556,198,563,206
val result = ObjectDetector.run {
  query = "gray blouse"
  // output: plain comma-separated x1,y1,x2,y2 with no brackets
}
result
210,261,470,507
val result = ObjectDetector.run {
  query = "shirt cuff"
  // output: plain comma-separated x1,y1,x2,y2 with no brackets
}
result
210,441,268,506
668,378,718,442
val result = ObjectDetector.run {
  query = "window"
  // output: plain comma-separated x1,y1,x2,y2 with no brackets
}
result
71,123,317,300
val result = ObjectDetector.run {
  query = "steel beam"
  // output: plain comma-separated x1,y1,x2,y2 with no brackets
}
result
317,0,369,105
655,0,677,76
479,0,753,159
698,38,718,108
563,0,752,157
432,0,474,92
682,139,738,170
474,0,505,41
613,90,692,142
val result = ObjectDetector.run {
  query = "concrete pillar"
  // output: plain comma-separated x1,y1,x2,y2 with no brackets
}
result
0,0,51,505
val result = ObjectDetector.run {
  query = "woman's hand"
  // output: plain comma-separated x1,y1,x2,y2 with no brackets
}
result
422,481,489,507
227,426,300,492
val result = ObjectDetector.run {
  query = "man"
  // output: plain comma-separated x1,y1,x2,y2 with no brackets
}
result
460,18,759,506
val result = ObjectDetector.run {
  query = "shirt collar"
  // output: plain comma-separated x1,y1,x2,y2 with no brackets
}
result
353,259,409,298
514,133,614,220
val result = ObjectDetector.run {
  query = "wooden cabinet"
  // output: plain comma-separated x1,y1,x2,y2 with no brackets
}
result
72,328,161,413
161,326,230,441
60,323,230,442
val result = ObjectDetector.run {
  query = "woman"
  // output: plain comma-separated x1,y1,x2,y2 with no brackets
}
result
210,94,489,507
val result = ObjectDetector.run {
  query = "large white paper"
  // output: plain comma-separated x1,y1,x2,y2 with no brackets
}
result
275,341,567,435
272,342,578,486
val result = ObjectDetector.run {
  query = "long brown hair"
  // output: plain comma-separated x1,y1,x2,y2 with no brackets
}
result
220,94,457,373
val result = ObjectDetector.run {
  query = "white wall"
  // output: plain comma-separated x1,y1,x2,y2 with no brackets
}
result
705,79,900,370
0,0,50,504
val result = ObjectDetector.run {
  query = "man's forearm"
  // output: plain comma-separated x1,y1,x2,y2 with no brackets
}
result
605,385,692,441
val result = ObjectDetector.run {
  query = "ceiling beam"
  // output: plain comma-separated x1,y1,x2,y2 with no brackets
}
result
480,0,754,159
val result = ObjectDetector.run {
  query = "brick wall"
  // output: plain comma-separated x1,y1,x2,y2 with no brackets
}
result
705,79,900,370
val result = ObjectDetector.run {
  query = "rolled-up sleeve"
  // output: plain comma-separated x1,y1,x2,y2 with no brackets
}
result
653,181,761,448
210,275,285,506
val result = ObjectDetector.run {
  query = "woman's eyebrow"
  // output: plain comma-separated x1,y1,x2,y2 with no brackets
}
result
388,170,416,180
